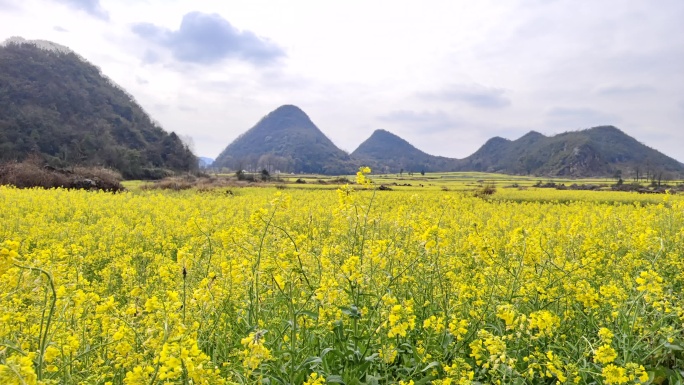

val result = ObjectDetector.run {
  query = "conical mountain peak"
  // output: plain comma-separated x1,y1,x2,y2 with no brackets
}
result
213,105,354,174
260,105,312,126
271,104,308,115
353,129,423,157
519,130,545,139
351,129,459,173
367,129,405,140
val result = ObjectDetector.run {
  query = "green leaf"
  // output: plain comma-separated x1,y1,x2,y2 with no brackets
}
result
333,321,346,339
297,356,323,369
364,374,380,385
321,347,344,359
356,360,372,374
298,310,319,320
340,305,362,319
421,360,441,372
326,375,346,384
664,342,684,351
414,375,437,385
364,353,379,362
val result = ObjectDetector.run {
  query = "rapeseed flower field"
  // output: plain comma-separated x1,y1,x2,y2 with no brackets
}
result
1,170,683,384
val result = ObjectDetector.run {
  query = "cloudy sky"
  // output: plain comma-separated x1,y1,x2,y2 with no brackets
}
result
2,0,683,162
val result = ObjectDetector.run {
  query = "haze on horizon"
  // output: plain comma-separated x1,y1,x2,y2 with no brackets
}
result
1,0,683,163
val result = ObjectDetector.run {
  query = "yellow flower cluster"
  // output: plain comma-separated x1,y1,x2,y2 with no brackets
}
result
527,310,560,338
594,344,618,364
240,331,272,373
386,299,416,338
355,166,372,185
0,184,682,383
303,372,326,385
0,352,38,385
602,363,649,385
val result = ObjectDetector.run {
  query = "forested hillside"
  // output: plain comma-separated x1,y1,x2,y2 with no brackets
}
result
0,38,197,179
459,126,684,178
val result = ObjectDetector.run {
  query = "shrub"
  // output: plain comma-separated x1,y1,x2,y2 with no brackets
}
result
141,179,193,191
141,167,174,180
141,175,246,191
0,161,124,191
330,177,351,184
473,183,496,197
261,169,271,181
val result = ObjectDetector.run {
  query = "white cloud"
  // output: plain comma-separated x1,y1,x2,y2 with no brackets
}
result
378,110,463,134
594,85,655,96
132,12,285,66
54,0,109,20
0,0,20,10
418,84,511,109
545,107,619,129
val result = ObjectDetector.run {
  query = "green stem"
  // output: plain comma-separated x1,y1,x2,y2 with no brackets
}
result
183,267,187,324
13,263,57,381
193,219,214,277
251,206,278,326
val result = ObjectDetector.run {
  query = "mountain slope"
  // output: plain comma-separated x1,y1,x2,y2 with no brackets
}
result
459,126,684,177
0,37,196,179
213,105,356,174
351,129,459,173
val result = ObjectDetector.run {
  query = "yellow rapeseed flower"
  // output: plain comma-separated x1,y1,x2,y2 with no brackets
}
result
303,372,326,385
602,364,629,385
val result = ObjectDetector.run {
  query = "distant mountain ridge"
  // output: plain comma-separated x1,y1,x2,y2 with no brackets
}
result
198,157,214,168
460,126,684,177
214,105,684,178
0,37,197,179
